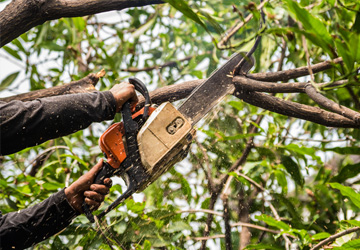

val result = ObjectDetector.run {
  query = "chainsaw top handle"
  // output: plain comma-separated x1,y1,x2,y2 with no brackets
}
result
128,77,152,120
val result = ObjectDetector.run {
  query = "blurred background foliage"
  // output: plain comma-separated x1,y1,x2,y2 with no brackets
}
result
0,0,359,249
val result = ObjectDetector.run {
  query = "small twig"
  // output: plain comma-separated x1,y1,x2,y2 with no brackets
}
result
310,227,360,250
282,135,356,143
200,193,218,250
27,146,70,176
176,209,223,217
277,38,287,72
231,222,280,234
220,176,234,250
218,0,269,48
269,203,292,250
223,196,233,250
233,170,265,192
194,235,225,241
120,54,206,73
65,160,77,187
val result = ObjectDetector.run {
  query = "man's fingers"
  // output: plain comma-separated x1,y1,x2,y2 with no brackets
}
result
84,190,106,202
84,197,101,210
89,184,110,195
103,178,112,188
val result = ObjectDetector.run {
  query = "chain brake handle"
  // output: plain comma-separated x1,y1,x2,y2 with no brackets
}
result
83,77,152,223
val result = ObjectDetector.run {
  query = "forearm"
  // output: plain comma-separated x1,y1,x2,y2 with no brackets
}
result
0,91,117,155
0,189,79,249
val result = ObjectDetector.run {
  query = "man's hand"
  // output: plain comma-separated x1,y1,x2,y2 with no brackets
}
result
64,159,112,213
110,82,139,112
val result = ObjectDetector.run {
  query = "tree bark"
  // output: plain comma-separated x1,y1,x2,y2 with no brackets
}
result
0,0,164,47
0,71,104,102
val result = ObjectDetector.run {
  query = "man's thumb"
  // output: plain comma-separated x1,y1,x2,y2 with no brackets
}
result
88,159,104,178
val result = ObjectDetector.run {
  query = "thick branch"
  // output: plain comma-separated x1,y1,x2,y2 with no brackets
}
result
0,0,163,47
234,90,358,128
0,71,104,102
233,77,348,93
247,57,343,82
305,84,360,124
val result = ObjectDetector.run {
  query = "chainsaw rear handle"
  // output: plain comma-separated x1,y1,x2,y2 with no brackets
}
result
83,77,151,223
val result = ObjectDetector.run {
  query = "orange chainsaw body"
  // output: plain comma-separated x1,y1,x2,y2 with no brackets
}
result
99,107,156,169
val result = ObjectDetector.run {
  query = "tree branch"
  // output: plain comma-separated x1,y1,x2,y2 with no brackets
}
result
0,0,164,47
247,57,343,82
0,70,105,102
234,90,358,128
310,227,360,250
304,84,360,124
233,77,348,93
120,54,200,72
217,0,269,48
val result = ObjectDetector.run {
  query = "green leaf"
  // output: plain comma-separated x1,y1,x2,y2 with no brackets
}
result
274,170,288,194
228,100,244,111
72,17,86,32
333,238,360,250
281,155,304,187
330,163,360,183
256,214,290,231
312,232,331,240
325,147,360,155
280,143,321,161
43,182,64,191
41,41,64,51
132,15,156,38
273,193,302,225
143,240,152,250
63,137,73,152
345,220,360,227
180,177,191,201
352,11,360,34
60,154,88,167
342,239,360,249
0,71,19,90
164,0,207,31
335,39,353,72
285,0,333,48
330,183,360,208
3,46,22,60
166,221,192,233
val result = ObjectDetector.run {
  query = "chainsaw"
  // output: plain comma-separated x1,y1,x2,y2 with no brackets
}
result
83,52,254,222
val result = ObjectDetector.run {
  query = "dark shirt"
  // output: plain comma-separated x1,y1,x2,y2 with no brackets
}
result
0,91,117,155
0,189,78,249
0,91,117,249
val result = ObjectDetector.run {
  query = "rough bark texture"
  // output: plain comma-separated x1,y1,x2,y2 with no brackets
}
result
247,57,343,82
0,72,101,102
0,0,164,47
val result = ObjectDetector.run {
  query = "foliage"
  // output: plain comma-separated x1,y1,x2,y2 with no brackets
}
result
0,0,360,249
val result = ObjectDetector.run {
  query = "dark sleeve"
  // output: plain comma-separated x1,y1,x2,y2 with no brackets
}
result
0,91,117,155
0,189,79,249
